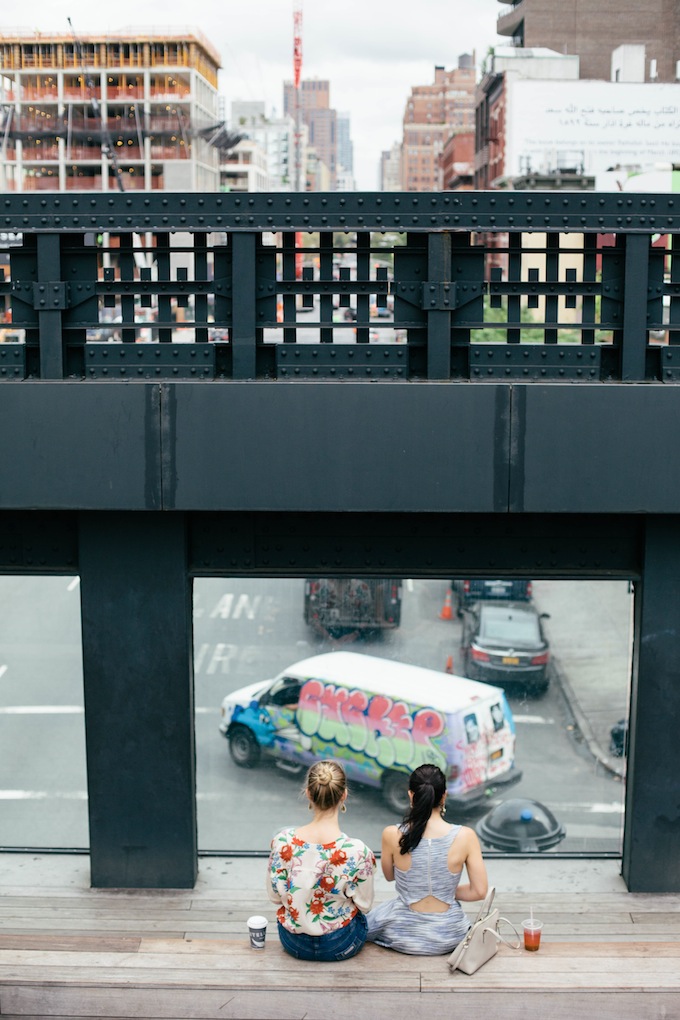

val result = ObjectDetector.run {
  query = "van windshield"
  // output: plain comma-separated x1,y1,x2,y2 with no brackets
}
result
265,676,302,706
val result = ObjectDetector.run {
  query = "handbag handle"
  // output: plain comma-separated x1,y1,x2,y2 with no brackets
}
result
477,918,521,950
470,885,496,926
494,917,521,950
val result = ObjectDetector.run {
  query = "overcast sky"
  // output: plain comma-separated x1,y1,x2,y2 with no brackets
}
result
2,0,502,188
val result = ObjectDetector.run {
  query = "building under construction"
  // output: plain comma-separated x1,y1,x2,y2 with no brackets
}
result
0,28,223,192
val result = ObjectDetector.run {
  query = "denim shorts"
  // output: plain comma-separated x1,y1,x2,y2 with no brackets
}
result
277,912,368,962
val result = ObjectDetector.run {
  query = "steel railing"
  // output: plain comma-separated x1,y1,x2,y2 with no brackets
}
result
0,190,678,382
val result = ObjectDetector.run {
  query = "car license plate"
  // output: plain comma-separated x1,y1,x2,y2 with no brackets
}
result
502,656,520,665
491,749,503,761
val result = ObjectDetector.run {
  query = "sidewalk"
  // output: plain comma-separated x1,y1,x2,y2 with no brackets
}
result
532,580,632,779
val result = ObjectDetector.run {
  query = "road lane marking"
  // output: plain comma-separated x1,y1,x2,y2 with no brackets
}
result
0,706,84,714
209,594,262,620
194,642,239,675
0,705,216,714
553,802,624,814
0,790,87,800
513,715,555,725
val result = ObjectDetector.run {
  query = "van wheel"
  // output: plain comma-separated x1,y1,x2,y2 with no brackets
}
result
382,771,410,814
229,725,261,768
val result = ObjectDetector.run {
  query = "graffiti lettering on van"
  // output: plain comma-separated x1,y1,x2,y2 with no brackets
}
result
297,679,446,771
455,733,492,789
459,755,488,789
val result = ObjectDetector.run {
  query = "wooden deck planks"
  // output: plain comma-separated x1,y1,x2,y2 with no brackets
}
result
1,940,679,989
3,986,680,1020
0,934,142,953
1,885,679,1019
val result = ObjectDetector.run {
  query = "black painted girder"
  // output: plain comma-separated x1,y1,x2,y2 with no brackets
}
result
1,191,678,233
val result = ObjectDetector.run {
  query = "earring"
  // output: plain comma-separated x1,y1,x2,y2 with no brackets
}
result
440,804,447,818
308,802,313,811
341,803,347,813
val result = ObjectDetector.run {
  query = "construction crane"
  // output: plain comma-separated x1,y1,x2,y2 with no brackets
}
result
293,3,303,192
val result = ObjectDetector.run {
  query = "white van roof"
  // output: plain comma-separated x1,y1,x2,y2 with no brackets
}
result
282,651,504,712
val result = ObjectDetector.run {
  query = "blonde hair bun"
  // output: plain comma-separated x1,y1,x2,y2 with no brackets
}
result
316,763,335,785
305,760,347,811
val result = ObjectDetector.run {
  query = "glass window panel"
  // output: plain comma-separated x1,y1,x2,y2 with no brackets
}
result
194,578,631,857
0,575,87,849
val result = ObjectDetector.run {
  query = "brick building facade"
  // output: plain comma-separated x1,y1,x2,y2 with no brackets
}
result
441,131,474,191
497,0,680,83
401,58,475,191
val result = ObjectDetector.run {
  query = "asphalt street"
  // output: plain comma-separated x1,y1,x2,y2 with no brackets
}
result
193,577,629,852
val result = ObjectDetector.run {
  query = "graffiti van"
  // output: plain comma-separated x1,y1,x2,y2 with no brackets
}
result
219,651,522,812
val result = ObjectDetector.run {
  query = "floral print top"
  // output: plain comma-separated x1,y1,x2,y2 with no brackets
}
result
268,828,376,936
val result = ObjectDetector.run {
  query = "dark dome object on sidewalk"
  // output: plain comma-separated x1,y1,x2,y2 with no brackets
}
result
476,798,566,852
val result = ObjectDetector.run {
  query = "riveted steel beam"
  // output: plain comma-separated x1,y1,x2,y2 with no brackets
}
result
276,344,408,379
85,343,216,379
0,344,26,380
470,344,601,380
1,192,679,233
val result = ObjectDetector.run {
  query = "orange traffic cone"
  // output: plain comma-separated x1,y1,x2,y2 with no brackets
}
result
445,654,454,674
440,588,453,621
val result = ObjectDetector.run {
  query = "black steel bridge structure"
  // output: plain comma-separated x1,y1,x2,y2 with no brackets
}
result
1,190,679,892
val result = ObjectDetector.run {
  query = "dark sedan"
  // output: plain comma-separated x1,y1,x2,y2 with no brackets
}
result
452,578,533,614
461,600,550,694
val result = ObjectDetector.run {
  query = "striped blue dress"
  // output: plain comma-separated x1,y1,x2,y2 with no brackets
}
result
365,824,471,955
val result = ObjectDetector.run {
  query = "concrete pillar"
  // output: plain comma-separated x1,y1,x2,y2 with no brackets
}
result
79,512,197,888
623,516,680,891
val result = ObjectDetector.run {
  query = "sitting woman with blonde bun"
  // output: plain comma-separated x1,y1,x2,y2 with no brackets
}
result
366,763,488,955
268,759,377,961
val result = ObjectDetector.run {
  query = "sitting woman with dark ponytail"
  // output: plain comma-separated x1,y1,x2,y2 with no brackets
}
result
366,763,488,955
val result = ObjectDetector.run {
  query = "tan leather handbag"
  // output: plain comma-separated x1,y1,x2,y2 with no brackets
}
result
447,887,520,974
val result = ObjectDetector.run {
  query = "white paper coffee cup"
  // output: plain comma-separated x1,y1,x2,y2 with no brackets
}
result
247,915,268,949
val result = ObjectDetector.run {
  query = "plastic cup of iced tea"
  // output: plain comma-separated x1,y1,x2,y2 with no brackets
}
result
522,919,543,951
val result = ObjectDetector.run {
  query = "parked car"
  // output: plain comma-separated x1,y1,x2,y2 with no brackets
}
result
452,578,533,614
461,600,550,694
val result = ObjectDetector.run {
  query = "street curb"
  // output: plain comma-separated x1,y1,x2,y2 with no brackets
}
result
552,654,626,781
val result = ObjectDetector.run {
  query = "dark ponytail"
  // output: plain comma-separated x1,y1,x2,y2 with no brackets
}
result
398,764,447,855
